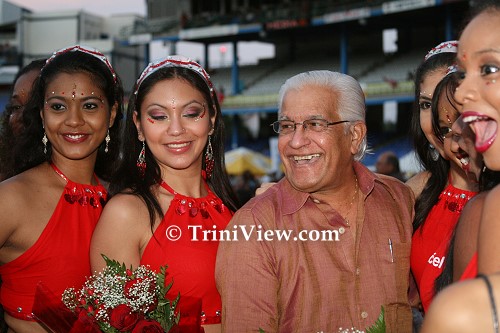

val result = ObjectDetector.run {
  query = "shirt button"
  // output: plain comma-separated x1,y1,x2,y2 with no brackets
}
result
312,199,320,204
361,311,368,319
339,227,345,234
356,268,360,275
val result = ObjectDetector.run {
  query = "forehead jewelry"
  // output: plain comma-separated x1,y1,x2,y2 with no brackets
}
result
424,40,458,61
43,45,117,83
134,55,216,107
72,83,77,100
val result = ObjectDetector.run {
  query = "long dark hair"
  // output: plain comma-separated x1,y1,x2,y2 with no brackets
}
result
434,0,500,295
431,73,462,294
110,64,239,229
431,73,461,144
0,59,46,179
468,0,500,18
7,49,124,181
410,51,456,233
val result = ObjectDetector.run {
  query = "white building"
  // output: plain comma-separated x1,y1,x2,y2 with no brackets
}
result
0,1,147,96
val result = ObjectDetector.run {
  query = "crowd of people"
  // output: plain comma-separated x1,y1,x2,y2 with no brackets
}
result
0,1,499,332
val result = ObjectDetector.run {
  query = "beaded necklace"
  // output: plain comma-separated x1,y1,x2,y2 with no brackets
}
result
50,163,106,208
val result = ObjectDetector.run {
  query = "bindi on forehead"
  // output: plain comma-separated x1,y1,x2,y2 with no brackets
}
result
44,89,106,106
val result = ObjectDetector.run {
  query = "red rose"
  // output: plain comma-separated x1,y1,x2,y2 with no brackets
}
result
131,319,164,333
69,311,101,333
109,304,140,331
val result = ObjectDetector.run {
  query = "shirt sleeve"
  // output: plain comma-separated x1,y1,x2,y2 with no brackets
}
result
215,205,279,333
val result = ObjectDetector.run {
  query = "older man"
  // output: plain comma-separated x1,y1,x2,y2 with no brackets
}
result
216,71,414,332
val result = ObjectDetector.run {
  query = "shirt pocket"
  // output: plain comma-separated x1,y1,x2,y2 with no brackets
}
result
377,240,411,300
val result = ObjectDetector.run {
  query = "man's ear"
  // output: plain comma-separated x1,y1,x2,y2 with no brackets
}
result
350,121,367,156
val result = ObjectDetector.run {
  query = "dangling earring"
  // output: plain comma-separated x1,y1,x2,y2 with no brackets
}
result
204,135,214,179
137,140,146,177
104,130,110,153
42,133,48,154
429,144,439,162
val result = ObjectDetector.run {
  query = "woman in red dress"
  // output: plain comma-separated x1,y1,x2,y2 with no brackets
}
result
91,56,239,333
406,42,478,321
0,45,123,333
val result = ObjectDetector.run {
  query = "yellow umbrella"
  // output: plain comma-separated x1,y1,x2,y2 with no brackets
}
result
224,147,273,176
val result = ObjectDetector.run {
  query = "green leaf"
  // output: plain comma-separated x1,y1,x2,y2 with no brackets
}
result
259,329,266,333
365,306,386,333
101,254,130,275
149,264,180,332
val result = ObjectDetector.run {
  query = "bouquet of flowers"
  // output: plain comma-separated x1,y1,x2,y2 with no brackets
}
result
34,255,179,333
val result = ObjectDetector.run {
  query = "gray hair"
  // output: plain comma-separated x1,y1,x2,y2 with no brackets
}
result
278,70,368,161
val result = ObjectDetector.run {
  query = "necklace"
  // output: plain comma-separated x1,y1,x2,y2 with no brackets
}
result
50,163,106,208
159,180,226,218
344,176,358,225
440,187,476,213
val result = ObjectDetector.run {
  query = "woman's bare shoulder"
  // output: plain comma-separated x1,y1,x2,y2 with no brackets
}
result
405,170,431,198
100,192,149,226
421,277,493,333
0,165,54,210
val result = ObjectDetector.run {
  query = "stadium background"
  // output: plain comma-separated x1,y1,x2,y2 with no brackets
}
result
2,0,472,177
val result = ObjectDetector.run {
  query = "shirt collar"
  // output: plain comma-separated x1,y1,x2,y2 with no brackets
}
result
279,162,400,215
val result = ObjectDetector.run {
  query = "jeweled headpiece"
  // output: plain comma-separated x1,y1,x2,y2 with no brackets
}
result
445,64,458,76
43,45,117,83
134,55,215,104
424,40,458,61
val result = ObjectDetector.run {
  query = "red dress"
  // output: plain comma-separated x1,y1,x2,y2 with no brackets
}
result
140,180,233,327
0,164,106,320
460,252,478,280
410,183,476,312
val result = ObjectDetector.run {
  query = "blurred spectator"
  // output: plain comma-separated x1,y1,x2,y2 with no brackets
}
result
375,151,407,181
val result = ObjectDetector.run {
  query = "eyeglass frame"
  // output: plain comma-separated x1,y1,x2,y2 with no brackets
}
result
270,119,350,134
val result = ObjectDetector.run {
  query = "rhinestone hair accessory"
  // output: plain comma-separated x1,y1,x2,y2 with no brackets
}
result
134,55,215,103
445,64,458,76
43,45,117,83
424,40,458,61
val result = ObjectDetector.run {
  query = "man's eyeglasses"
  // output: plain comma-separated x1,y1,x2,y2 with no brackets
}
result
271,119,349,135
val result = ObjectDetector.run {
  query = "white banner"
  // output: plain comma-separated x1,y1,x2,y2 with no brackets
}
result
382,0,436,14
